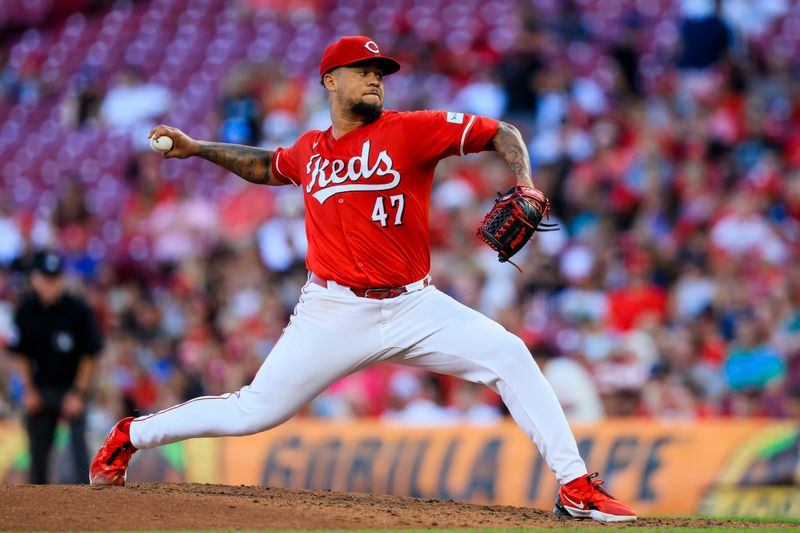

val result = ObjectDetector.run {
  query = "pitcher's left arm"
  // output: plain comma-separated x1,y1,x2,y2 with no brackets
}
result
486,121,535,188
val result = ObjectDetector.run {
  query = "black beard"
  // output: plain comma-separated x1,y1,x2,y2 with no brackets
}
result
351,100,382,122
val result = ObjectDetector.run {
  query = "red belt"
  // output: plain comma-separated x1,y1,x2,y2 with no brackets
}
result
310,272,430,300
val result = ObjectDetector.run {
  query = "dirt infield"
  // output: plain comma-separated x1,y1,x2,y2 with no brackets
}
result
0,483,792,531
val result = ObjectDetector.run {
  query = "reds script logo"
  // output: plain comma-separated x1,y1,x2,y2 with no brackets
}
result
305,140,400,204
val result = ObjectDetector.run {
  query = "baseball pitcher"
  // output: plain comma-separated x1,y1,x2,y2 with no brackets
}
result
90,36,636,523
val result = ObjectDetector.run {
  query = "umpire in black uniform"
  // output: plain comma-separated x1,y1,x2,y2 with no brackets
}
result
9,250,103,484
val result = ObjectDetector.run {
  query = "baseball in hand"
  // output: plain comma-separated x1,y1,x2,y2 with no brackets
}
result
149,135,174,153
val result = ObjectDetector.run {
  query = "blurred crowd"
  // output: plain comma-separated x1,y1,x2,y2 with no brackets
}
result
1,0,800,433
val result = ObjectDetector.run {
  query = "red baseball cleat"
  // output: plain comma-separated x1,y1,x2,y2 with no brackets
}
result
89,417,138,487
554,472,637,522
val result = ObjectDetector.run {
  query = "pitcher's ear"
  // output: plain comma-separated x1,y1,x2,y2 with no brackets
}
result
322,72,336,92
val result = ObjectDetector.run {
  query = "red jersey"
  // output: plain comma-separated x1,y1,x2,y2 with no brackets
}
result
270,110,498,287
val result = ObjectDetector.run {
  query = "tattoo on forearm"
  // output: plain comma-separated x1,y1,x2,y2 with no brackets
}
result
490,122,533,186
199,143,274,185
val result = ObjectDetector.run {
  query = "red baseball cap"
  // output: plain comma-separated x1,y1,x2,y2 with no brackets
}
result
319,36,401,78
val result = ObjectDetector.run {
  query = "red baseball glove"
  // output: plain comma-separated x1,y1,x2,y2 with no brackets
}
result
476,185,558,270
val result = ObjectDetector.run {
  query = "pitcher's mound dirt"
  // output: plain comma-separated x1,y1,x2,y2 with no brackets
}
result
0,483,791,531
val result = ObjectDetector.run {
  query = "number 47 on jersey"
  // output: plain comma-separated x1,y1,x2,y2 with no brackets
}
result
371,194,405,227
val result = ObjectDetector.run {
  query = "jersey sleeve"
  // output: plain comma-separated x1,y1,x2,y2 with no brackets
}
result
270,141,303,187
400,110,499,167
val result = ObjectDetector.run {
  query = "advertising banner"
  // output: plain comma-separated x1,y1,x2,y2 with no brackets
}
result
219,419,799,517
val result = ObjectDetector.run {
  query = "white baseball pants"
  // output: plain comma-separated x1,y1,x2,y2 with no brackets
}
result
130,278,587,484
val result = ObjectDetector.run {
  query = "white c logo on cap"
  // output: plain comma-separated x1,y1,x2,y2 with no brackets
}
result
364,41,380,54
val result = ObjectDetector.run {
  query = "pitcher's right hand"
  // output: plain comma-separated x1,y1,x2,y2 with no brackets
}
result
147,125,201,159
